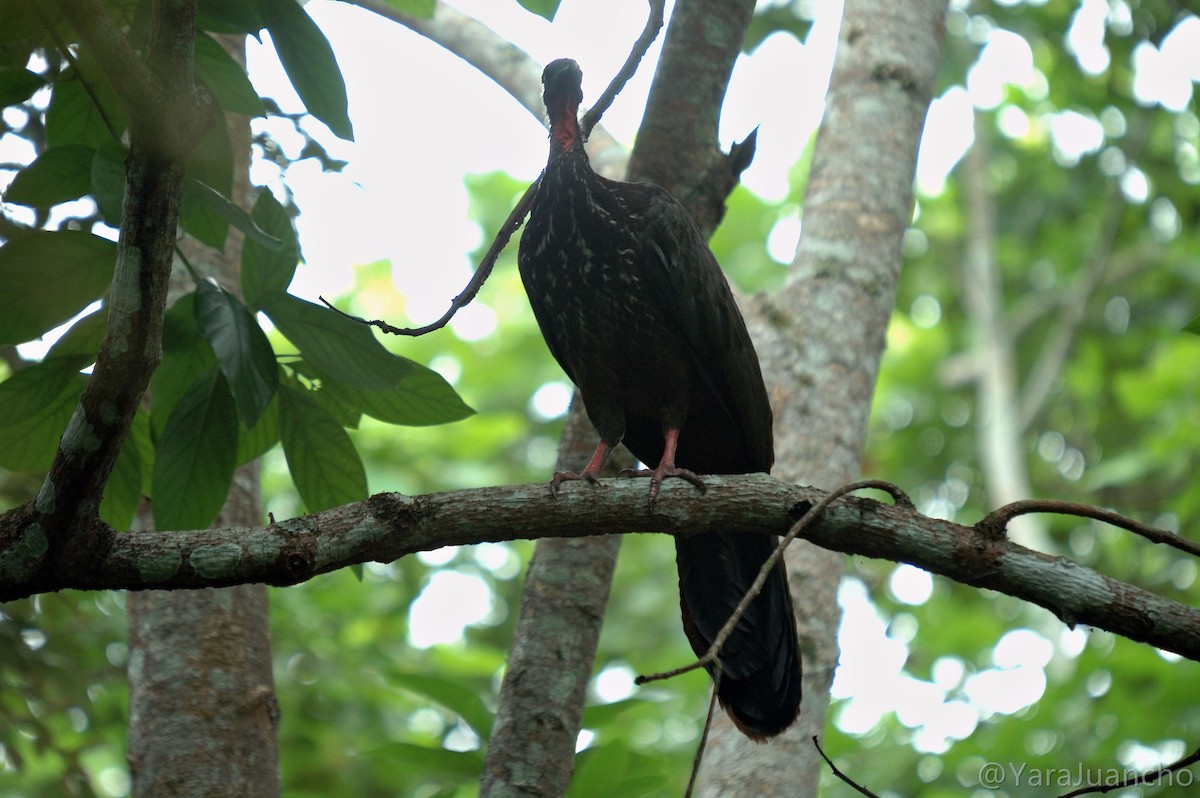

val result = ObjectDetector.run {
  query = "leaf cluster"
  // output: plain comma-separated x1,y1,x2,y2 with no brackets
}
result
0,3,474,533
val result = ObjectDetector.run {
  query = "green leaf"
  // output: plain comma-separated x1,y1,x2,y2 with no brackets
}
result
242,189,298,307
194,33,266,116
569,739,632,798
151,294,218,439
260,0,354,141
1185,316,1200,336
278,380,367,512
0,66,44,107
193,279,279,427
197,0,265,34
4,145,95,207
0,360,87,471
44,66,122,149
259,292,414,390
386,671,494,738
180,113,234,248
515,0,562,21
184,180,284,251
0,230,116,346
579,697,658,729
152,369,238,531
100,409,151,530
46,305,108,361
325,364,474,426
90,142,127,225
236,391,280,465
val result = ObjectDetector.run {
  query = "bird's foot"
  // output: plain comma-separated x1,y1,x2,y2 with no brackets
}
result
548,469,603,497
619,464,706,508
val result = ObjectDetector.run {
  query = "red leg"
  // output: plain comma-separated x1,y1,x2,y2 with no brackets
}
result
549,440,612,495
621,427,705,506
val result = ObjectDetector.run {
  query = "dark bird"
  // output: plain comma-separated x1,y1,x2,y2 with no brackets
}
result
517,58,802,739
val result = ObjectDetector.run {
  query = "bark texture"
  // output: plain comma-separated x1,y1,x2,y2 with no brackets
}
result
479,401,626,798
705,0,951,793
125,31,280,798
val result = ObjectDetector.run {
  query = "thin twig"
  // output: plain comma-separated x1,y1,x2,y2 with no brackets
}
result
342,0,664,338
1057,744,1200,798
363,176,540,337
812,736,882,798
579,0,665,140
637,480,912,685
976,498,1200,558
683,665,721,798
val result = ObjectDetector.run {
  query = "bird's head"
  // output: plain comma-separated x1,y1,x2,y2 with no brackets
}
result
542,58,584,152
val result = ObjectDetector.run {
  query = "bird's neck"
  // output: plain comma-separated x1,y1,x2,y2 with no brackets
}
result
549,107,582,157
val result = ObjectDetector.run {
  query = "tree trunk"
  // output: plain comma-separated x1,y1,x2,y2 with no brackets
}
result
479,401,626,798
126,34,281,797
128,474,280,798
701,0,950,794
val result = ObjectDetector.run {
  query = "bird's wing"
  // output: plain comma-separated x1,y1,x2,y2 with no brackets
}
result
626,182,774,471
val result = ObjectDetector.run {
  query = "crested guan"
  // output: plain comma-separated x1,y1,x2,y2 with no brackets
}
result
517,58,801,739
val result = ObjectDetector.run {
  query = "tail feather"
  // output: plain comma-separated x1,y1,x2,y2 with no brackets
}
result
676,531,802,739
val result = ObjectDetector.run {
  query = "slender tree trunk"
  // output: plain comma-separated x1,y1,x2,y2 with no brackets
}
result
128,473,280,798
703,0,950,794
961,113,1045,547
127,35,281,797
482,0,758,793
479,401,627,798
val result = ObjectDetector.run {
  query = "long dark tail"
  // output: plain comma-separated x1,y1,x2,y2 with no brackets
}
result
675,531,802,739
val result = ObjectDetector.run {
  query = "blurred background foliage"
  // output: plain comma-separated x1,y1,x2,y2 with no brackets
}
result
2,0,1199,796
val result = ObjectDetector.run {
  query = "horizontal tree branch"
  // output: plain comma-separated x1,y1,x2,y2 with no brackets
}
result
2,475,1196,663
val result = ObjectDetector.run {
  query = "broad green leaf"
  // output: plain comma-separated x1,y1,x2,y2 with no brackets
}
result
242,189,298,307
46,305,107,361
308,369,363,429
1185,315,1200,336
386,670,494,738
185,180,284,250
569,739,632,798
260,0,354,141
0,359,87,471
0,1,46,52
100,409,151,530
45,67,122,149
515,0,561,21
152,369,238,531
196,0,265,34
236,391,280,465
180,113,234,248
193,279,279,427
278,381,367,512
194,33,266,116
3,145,93,207
259,292,414,390
0,231,116,346
151,294,218,438
324,364,474,426
90,142,127,225
0,66,44,107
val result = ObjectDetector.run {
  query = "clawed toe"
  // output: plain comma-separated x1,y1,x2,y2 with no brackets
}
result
548,469,603,497
621,465,706,507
